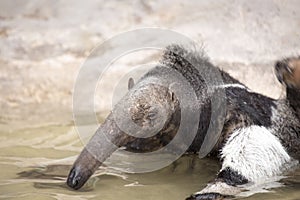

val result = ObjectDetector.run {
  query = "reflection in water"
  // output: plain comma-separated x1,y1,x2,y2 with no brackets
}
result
0,125,299,200
18,165,69,180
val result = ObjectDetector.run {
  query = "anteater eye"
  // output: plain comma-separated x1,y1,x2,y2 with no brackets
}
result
147,106,160,121
148,112,156,120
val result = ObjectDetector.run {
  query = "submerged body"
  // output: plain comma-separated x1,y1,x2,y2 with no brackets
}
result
67,45,300,200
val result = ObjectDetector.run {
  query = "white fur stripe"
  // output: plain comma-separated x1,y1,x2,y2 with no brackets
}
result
196,182,241,196
221,125,294,182
214,84,247,89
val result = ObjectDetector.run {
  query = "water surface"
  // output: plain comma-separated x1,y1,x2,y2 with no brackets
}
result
0,125,299,200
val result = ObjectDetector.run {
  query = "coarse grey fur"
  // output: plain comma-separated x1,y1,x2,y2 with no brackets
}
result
67,45,300,200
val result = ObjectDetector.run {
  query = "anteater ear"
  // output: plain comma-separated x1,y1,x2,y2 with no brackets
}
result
128,77,135,90
168,83,177,103
169,90,175,102
275,57,300,89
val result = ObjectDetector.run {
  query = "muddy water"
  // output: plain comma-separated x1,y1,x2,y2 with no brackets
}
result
0,125,299,200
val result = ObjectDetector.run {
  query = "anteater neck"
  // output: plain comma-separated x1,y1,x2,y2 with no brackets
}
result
287,87,300,120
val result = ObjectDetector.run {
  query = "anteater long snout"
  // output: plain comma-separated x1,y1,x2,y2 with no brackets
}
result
67,114,127,189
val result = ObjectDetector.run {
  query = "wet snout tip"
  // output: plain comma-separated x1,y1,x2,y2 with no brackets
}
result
66,167,83,190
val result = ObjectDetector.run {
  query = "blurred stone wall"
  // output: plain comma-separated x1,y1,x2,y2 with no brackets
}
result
0,0,299,130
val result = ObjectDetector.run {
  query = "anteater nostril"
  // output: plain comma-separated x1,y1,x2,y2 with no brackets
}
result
73,176,81,187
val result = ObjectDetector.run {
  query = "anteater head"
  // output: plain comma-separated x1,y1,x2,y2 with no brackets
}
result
67,65,181,190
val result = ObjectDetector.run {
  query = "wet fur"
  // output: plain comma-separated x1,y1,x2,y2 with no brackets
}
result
133,46,300,199
67,45,300,200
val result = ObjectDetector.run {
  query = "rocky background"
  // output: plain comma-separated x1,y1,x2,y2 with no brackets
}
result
0,0,299,130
